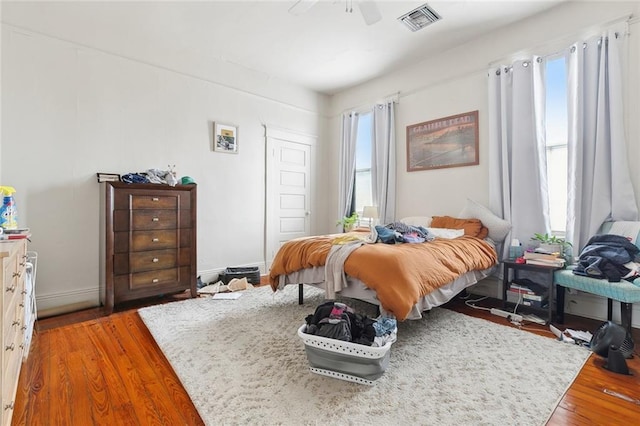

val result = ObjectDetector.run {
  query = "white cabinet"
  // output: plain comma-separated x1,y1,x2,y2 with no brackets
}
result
1,239,30,426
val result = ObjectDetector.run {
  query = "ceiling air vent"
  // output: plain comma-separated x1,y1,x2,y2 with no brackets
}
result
398,3,441,32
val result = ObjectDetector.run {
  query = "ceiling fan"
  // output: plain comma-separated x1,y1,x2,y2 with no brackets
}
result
289,0,382,26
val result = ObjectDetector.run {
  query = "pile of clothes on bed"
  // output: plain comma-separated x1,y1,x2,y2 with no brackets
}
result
303,301,397,347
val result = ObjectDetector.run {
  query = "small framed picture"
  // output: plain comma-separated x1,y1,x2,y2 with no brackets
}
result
213,122,238,154
96,173,121,183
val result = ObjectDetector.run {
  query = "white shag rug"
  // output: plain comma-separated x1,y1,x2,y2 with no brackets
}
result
138,285,590,426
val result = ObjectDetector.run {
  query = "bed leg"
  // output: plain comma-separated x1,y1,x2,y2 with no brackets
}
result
298,284,303,305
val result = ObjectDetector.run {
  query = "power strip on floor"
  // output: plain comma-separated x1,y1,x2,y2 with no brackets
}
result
490,308,523,323
522,314,546,325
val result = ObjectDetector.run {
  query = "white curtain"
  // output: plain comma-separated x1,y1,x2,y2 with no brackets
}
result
338,111,359,229
566,27,638,252
488,58,548,255
371,101,396,224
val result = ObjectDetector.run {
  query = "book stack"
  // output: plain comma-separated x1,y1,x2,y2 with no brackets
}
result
507,279,548,309
523,251,565,267
0,228,31,241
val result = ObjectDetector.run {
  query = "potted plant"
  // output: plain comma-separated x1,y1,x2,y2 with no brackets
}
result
530,233,572,256
337,212,359,232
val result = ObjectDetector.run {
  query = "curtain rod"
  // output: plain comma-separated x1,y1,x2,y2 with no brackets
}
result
341,91,400,114
488,13,632,67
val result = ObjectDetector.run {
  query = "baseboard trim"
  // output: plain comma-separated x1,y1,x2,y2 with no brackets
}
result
37,287,100,319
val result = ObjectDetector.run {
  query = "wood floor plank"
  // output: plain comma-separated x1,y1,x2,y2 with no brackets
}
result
84,321,142,425
13,289,640,425
48,324,74,425
105,314,199,426
122,313,204,425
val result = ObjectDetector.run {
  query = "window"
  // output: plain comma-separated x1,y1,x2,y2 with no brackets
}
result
544,56,568,234
354,112,373,216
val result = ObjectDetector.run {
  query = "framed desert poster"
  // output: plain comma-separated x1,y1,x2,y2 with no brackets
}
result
406,110,479,172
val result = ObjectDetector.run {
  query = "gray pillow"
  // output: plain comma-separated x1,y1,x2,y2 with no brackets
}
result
458,198,511,243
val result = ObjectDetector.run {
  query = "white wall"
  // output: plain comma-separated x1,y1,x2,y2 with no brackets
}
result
1,23,329,316
327,1,640,326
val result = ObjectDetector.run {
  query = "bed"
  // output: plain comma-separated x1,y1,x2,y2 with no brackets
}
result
268,213,503,320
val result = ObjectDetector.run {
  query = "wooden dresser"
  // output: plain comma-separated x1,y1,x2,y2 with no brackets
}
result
1,239,29,426
101,182,197,313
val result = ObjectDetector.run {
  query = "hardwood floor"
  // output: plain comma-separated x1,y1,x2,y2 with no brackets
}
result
12,288,640,425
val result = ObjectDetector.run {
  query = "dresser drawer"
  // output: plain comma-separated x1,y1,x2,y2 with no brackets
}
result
113,266,192,302
114,249,176,274
131,194,177,209
113,187,191,210
127,268,178,290
132,210,177,230
131,230,178,251
3,302,22,373
113,210,192,231
114,230,191,253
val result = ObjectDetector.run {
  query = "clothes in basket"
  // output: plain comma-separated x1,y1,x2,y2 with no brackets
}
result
299,301,397,385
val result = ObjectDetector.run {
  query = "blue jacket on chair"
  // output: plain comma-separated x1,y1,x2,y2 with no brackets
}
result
573,234,640,282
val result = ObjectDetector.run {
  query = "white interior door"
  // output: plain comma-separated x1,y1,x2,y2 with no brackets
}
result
265,126,316,269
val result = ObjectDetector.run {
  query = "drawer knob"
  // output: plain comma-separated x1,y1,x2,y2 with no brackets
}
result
12,320,20,327
152,258,159,263
13,271,21,278
152,238,160,242
5,343,15,351
5,285,16,293
19,302,24,308
152,197,159,201
21,325,27,331
152,217,159,222
4,402,14,411
152,278,159,283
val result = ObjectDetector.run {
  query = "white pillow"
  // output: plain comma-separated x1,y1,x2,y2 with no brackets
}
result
458,198,511,242
400,216,432,228
427,228,465,239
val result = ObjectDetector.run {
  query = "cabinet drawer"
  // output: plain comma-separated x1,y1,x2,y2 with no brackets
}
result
113,266,192,302
113,210,192,231
114,249,177,274
115,230,192,253
129,268,178,290
3,306,21,373
114,230,191,253
131,210,177,230
131,194,177,210
131,230,177,251
3,293,20,346
113,210,177,231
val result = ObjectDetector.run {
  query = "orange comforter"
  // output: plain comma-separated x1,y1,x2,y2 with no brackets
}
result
269,232,497,320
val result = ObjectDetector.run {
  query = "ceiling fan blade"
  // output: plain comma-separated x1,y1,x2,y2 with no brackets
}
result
358,0,382,25
288,0,319,16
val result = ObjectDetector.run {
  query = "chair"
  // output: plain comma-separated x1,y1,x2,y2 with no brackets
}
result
554,222,640,333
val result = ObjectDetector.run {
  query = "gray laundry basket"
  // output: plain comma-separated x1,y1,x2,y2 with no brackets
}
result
297,324,393,385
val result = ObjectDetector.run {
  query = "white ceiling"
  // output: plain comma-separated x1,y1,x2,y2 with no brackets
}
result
2,0,567,94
